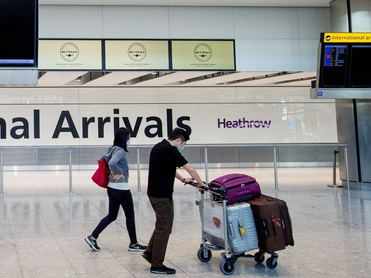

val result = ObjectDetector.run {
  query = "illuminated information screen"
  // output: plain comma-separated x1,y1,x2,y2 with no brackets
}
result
319,33,371,88
320,45,348,87
105,40,170,70
38,40,102,70
171,40,235,70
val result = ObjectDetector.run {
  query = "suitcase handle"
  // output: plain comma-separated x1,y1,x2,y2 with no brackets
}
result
261,219,270,238
228,223,235,238
186,181,225,198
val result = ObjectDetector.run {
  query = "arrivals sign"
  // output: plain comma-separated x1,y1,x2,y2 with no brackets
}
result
323,32,371,43
104,40,170,70
171,40,235,70
38,40,102,70
0,103,337,146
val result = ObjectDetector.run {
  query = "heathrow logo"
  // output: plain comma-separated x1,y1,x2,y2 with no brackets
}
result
128,43,147,62
325,35,332,42
60,42,80,62
193,43,212,62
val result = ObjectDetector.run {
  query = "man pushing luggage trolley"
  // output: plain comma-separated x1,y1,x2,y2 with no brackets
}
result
143,128,204,275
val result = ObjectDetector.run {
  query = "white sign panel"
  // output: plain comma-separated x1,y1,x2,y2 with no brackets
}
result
0,103,337,146
38,40,102,70
105,40,170,70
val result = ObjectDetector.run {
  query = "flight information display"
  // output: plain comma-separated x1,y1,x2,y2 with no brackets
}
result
0,0,38,67
319,33,371,89
323,45,347,67
320,45,348,87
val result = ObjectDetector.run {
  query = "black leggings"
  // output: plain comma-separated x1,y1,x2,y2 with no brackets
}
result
92,188,137,244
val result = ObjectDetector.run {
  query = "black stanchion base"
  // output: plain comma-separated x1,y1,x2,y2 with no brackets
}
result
328,184,344,188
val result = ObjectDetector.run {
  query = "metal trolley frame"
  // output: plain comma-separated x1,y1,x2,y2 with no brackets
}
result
192,183,278,275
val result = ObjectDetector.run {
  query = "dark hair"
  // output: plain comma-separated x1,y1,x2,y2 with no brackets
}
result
113,127,130,152
168,128,190,142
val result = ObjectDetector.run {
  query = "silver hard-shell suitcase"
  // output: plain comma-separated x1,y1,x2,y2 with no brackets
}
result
227,203,259,254
202,200,258,254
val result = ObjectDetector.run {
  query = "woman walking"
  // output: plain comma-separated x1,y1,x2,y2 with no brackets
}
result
85,127,146,252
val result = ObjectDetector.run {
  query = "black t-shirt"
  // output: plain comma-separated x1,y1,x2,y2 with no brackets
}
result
147,139,188,199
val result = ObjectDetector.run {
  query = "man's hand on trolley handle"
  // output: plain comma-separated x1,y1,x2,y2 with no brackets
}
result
176,164,205,192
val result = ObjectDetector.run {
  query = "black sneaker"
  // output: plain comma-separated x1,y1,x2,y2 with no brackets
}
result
84,235,100,251
142,252,152,264
128,243,147,253
150,265,176,275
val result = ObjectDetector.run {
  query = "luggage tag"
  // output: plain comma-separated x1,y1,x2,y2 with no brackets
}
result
238,212,247,237
238,222,247,237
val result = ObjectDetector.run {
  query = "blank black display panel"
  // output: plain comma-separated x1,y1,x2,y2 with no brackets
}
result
0,0,38,67
350,45,371,87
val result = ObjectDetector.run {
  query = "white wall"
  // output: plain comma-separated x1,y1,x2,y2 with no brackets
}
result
331,0,349,32
351,0,371,31
331,0,371,32
39,5,331,71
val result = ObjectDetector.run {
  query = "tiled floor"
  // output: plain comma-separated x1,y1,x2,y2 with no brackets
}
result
1,168,371,277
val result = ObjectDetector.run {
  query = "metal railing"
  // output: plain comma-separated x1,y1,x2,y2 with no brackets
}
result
0,143,350,194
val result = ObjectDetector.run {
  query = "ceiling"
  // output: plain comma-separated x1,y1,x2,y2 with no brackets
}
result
37,70,316,87
39,0,332,7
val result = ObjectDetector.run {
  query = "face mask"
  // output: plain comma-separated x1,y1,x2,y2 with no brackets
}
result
177,143,185,152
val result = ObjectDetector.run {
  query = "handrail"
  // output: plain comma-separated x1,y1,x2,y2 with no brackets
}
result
0,142,347,149
0,143,350,195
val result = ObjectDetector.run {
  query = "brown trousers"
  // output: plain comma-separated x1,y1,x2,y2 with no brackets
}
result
146,197,174,267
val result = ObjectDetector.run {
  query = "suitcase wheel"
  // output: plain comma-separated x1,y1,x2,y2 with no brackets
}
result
219,256,235,275
197,247,212,263
254,252,265,264
266,255,278,269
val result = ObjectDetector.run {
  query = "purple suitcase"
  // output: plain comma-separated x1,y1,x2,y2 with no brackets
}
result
209,174,261,205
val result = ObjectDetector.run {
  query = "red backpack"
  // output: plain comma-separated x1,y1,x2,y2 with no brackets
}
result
91,159,110,188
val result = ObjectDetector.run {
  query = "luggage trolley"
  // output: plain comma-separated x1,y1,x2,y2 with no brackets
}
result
190,182,278,275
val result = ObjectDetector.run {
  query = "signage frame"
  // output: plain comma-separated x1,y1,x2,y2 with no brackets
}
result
170,39,236,71
322,32,371,44
103,38,171,71
38,38,104,71
38,38,236,72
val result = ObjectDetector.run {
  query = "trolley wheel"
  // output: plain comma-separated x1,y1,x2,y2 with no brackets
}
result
254,252,265,264
197,247,212,263
219,257,235,275
266,256,278,269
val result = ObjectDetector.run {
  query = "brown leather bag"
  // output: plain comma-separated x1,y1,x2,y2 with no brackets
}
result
248,195,294,253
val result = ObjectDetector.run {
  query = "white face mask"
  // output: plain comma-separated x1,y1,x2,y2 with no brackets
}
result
177,142,185,152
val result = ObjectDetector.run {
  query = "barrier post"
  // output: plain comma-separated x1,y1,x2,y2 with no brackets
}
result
344,146,350,191
68,149,73,193
328,150,343,188
204,147,209,183
273,146,279,191
137,148,141,192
